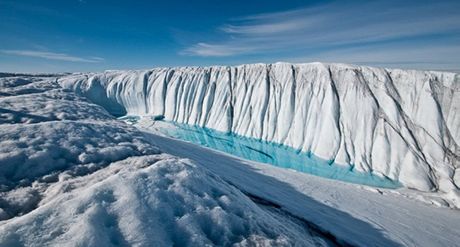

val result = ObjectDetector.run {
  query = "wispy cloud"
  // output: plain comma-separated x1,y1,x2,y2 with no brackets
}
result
181,43,254,57
286,42,460,72
182,1,460,58
0,50,104,63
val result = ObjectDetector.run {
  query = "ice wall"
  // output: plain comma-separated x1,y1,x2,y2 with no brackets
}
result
60,62,460,196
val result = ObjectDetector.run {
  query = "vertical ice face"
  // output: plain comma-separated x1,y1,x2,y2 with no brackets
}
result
60,62,460,195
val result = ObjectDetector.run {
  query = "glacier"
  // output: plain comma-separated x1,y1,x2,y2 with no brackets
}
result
2,68,460,246
60,62,460,203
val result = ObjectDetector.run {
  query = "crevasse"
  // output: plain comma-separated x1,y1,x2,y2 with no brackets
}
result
59,62,460,195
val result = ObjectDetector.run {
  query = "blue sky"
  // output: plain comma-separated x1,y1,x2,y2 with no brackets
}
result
1,0,459,72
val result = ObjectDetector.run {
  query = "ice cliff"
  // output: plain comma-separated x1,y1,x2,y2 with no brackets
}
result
60,62,460,198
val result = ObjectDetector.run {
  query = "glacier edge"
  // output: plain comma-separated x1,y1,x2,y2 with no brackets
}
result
59,62,460,205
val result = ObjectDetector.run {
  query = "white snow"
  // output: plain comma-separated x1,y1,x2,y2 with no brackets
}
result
60,62,460,204
0,76,159,221
0,154,322,246
1,64,459,246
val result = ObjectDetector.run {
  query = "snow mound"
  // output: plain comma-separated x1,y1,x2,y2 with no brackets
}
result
60,62,460,204
0,76,158,220
0,121,157,185
0,75,61,97
0,89,114,124
0,154,319,246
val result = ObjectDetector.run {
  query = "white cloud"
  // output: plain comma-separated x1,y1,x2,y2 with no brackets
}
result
1,50,104,63
181,43,254,57
182,1,460,59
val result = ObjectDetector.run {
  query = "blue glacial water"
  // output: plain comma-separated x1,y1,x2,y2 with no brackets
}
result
119,116,401,189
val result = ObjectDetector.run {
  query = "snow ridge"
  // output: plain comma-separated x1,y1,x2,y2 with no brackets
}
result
60,62,460,200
